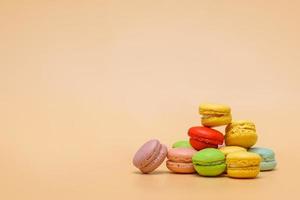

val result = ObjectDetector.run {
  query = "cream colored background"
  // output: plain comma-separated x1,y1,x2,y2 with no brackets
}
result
1,1,300,199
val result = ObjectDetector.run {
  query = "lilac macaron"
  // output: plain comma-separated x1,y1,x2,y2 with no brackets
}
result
133,139,167,173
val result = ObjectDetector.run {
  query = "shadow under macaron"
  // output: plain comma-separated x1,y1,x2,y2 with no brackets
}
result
132,170,170,175
191,173,227,178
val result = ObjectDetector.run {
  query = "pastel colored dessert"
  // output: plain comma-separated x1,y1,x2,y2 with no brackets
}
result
219,146,247,173
225,120,258,148
192,148,226,176
133,139,167,173
188,126,224,150
166,147,197,173
199,103,232,127
226,151,261,178
219,146,246,157
172,140,192,148
248,147,277,171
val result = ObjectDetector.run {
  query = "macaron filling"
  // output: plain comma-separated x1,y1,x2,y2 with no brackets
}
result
167,160,194,168
263,157,275,162
226,163,260,174
202,114,228,119
190,139,218,150
190,136,223,145
227,166,259,171
193,160,225,166
227,163,259,168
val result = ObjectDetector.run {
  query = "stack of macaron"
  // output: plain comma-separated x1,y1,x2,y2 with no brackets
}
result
133,103,277,179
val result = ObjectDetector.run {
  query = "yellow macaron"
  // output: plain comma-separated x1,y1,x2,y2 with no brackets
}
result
199,103,232,127
225,120,258,148
219,146,246,157
226,151,261,178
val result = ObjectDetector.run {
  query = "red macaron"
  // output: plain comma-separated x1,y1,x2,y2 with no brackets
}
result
188,126,224,150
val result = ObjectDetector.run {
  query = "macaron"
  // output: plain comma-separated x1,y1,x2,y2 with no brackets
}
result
199,103,232,127
172,140,192,148
166,148,197,173
188,126,224,150
192,148,226,176
225,120,258,148
133,139,167,173
219,146,246,157
226,151,261,178
248,147,277,171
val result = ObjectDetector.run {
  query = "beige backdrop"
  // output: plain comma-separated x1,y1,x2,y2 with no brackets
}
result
1,1,300,199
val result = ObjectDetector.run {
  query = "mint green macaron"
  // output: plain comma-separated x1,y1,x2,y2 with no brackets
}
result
172,140,192,148
192,148,226,176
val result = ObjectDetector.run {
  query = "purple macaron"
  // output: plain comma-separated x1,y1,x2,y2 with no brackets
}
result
133,139,167,173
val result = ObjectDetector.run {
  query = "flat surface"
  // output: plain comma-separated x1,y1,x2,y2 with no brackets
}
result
1,1,300,199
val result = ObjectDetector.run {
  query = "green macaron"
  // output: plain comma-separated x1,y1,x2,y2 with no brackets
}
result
192,148,226,176
172,140,192,148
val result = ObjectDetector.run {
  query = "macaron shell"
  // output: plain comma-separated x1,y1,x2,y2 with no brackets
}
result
190,137,222,145
199,103,231,115
194,163,226,176
192,148,225,164
219,146,246,156
225,132,257,148
225,120,256,132
172,140,192,148
225,121,257,148
189,138,218,150
167,148,197,163
226,151,261,167
133,139,160,168
227,166,260,178
260,161,277,171
248,147,275,161
188,127,224,144
140,144,167,173
166,160,196,173
201,114,232,127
